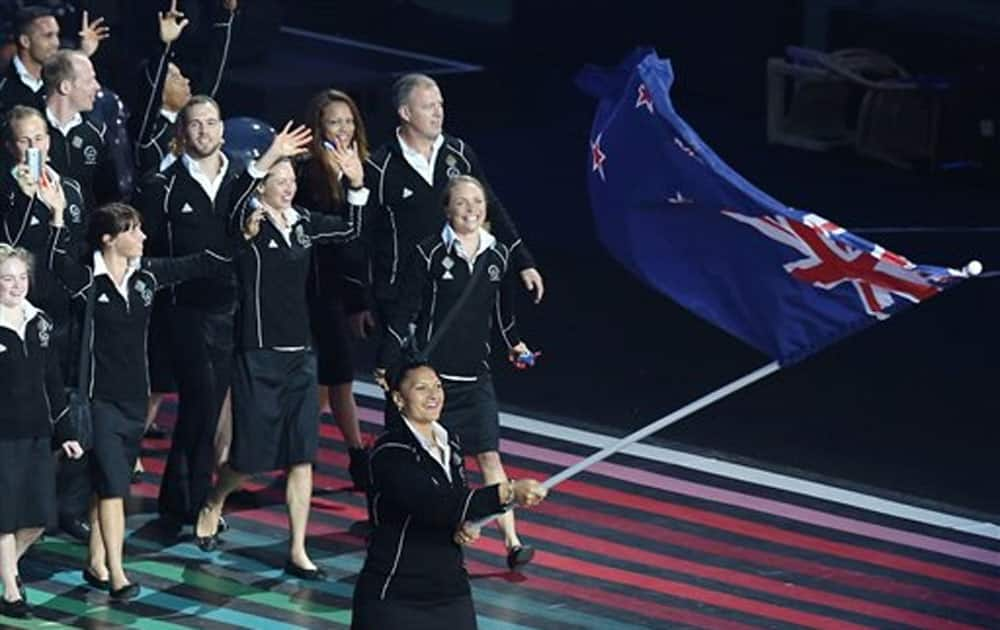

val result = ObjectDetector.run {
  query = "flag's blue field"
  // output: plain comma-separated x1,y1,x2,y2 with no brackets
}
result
13,394,999,629
577,49,974,366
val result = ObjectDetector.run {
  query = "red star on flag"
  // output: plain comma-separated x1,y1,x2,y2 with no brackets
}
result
635,83,654,114
591,133,607,181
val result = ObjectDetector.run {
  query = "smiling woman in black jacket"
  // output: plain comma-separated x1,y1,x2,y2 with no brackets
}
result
352,361,547,630
48,198,228,602
0,244,82,619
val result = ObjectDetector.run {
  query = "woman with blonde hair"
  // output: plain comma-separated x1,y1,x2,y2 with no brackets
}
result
0,244,82,618
376,175,540,570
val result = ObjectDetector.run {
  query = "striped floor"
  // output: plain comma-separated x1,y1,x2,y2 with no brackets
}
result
13,393,1000,629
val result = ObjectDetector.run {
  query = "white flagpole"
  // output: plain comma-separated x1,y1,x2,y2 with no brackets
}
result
475,360,781,527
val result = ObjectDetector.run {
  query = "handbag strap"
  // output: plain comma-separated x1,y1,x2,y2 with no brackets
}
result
413,254,488,362
77,272,96,395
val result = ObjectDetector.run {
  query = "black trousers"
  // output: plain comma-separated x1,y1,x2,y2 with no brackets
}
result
157,305,235,523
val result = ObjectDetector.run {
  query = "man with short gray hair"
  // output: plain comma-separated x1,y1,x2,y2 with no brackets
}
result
43,50,110,208
365,73,544,317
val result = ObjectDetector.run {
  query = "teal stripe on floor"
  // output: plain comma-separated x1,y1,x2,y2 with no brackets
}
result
86,511,643,630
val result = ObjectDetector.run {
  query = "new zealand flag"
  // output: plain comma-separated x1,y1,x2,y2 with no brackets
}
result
577,50,971,365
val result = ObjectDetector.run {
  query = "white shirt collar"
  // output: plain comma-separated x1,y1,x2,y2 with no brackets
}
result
442,224,495,267
396,128,444,186
13,56,43,93
267,206,301,246
92,250,140,303
160,108,179,124
46,106,83,136
0,300,40,339
181,152,229,202
402,415,453,482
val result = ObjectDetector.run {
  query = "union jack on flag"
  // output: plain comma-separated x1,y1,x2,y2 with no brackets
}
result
576,50,971,364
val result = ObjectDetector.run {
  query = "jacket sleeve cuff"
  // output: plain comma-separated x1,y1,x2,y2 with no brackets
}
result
247,160,269,180
346,187,370,207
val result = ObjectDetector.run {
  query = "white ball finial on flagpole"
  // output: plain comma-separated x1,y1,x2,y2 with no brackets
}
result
964,260,983,277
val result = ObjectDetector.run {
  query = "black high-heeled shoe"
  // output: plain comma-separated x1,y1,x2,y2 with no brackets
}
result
506,544,535,570
194,505,221,552
109,581,140,601
284,561,327,581
0,597,31,618
82,568,110,591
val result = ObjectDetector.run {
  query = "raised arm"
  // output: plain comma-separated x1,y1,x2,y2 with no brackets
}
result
134,2,190,166
78,10,111,58
142,250,232,289
198,0,238,98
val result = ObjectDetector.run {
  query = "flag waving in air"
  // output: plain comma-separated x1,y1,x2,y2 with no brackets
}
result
576,49,976,365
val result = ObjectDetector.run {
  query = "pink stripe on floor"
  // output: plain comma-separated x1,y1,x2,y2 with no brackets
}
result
354,404,1000,568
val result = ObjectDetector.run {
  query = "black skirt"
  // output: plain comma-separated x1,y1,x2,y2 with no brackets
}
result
0,437,56,533
90,398,147,499
439,376,500,455
308,296,354,387
229,349,319,473
351,594,477,630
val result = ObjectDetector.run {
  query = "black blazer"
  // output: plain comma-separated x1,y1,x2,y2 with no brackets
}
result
356,422,503,602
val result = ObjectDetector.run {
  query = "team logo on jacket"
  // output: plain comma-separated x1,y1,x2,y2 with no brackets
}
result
488,264,501,282
72,136,83,149
68,204,82,223
36,317,51,348
445,154,460,179
294,224,311,248
83,146,98,165
134,279,154,307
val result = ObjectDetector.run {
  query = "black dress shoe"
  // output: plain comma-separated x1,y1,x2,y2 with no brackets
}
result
195,533,219,552
506,545,535,570
348,447,369,491
109,582,140,601
0,598,31,618
284,561,327,581
82,568,110,591
193,507,222,551
59,516,92,542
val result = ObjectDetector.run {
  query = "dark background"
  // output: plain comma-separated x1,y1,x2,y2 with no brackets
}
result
88,0,1000,516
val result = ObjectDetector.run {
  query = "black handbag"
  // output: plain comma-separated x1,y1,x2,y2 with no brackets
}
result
66,277,96,451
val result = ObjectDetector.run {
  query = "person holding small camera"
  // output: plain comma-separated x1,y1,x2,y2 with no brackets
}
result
0,104,91,541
